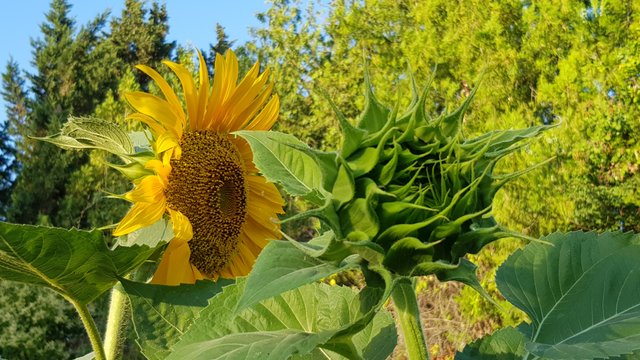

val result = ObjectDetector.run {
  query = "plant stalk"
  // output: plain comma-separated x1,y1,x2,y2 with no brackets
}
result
391,278,430,360
103,284,129,360
69,297,106,360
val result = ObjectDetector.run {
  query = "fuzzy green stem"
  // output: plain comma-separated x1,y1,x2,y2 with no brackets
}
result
103,285,129,360
391,278,430,360
69,297,106,360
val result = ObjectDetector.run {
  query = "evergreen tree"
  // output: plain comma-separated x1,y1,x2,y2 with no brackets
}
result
109,0,175,88
5,0,110,225
3,0,175,228
0,120,15,219
201,23,237,72
0,61,25,218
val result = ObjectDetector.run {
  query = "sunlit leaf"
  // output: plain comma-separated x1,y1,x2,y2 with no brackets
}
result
169,280,396,360
0,222,154,304
36,116,134,155
236,240,358,311
496,231,640,359
455,327,526,360
122,278,233,360
234,130,331,205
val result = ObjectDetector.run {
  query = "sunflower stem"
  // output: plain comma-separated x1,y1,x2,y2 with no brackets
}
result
104,283,130,360
69,296,106,360
391,277,430,360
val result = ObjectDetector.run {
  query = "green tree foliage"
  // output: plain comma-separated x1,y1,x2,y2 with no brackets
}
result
0,120,15,218
109,0,175,88
249,0,640,236
249,0,342,150
2,0,173,229
201,23,237,72
5,0,113,226
0,60,25,218
0,281,93,359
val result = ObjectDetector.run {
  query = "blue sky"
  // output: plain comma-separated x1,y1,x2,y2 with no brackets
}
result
0,0,270,124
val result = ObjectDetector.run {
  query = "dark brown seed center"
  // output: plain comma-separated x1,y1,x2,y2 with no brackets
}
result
164,130,247,277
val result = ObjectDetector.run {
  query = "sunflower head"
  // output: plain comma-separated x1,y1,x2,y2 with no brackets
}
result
326,79,552,277
113,50,284,285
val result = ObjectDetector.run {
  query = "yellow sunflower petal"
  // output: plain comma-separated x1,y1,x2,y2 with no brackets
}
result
163,60,197,131
243,216,280,243
228,82,273,131
168,209,193,245
230,137,259,173
135,64,185,121
124,176,165,203
126,113,165,136
217,265,233,279
242,234,267,257
246,175,286,211
217,63,264,130
223,50,239,100
113,199,167,236
125,92,182,134
144,159,171,184
204,54,227,128
155,132,180,154
151,240,199,285
194,50,210,130
245,95,280,131
223,250,251,277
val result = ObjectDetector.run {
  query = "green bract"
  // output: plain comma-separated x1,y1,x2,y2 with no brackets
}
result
237,71,553,289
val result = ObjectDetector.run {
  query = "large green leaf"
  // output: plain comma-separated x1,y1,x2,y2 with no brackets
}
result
496,231,640,359
0,222,154,304
236,240,358,310
122,278,233,360
36,116,134,155
455,327,526,360
234,130,330,205
169,280,396,360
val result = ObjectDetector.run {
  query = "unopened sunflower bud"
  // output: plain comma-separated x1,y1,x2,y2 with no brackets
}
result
327,73,552,276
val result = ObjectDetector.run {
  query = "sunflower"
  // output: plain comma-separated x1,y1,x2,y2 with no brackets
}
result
113,50,284,285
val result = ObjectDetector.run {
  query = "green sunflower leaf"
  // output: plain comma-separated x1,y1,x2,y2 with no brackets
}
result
0,222,154,304
455,327,527,360
35,116,134,156
433,258,498,307
339,198,380,239
168,279,396,360
117,218,173,248
122,278,233,360
496,231,640,359
317,87,367,159
285,231,351,262
236,240,358,311
234,130,331,205
382,237,438,275
105,161,154,180
356,66,390,134
460,124,554,164
74,352,96,360
331,164,355,208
